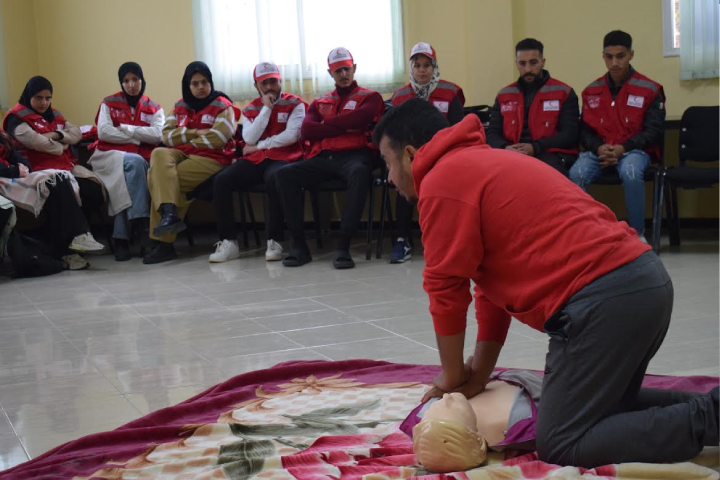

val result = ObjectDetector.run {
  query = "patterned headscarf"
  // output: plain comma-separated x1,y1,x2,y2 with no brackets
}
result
409,54,440,101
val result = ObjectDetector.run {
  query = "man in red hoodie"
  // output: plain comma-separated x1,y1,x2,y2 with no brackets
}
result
372,98,718,468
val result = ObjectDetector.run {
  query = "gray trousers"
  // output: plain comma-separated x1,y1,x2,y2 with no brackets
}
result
536,251,719,467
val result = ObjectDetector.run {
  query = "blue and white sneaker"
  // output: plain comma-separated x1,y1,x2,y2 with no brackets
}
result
389,237,413,264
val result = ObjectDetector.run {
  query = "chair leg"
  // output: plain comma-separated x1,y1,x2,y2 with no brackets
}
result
245,193,260,248
186,226,195,248
653,173,665,253
238,194,249,249
650,171,660,254
310,190,323,249
366,181,375,261
377,181,389,259
669,185,680,246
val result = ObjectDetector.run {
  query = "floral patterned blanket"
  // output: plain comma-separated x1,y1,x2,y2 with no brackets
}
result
1,360,717,480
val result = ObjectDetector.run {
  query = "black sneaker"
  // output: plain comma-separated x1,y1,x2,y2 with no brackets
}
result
113,239,131,262
282,247,312,267
142,241,177,265
333,249,355,269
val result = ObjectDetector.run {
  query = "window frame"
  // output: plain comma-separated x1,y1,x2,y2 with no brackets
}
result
662,0,680,57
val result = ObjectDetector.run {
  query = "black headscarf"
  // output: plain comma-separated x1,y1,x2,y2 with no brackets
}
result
18,76,54,122
181,61,230,111
118,62,146,108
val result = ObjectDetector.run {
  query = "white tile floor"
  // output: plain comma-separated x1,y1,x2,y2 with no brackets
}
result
0,231,717,469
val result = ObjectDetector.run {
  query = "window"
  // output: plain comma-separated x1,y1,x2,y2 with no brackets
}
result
192,0,406,100
678,0,719,80
662,0,680,57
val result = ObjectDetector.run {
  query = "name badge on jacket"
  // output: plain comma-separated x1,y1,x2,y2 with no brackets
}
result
56,123,65,130
543,100,560,111
433,100,449,113
627,95,645,108
140,112,153,124
277,112,289,123
501,101,517,112
201,114,216,125
343,100,357,110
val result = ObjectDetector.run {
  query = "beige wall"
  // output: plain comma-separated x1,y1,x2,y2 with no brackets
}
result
2,0,717,219
2,0,194,123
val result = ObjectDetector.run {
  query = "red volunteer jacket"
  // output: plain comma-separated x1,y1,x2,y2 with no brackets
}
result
390,80,465,117
496,77,578,154
173,96,240,165
2,104,75,171
413,115,650,344
94,92,162,160
304,85,384,159
241,92,307,164
582,71,664,160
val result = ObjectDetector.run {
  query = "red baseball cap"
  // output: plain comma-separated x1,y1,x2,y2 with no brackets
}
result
253,62,281,83
410,42,436,61
327,47,354,72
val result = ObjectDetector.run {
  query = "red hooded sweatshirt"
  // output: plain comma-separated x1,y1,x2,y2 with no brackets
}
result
414,115,650,344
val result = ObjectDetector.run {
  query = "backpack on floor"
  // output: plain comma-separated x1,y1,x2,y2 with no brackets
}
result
6,231,65,278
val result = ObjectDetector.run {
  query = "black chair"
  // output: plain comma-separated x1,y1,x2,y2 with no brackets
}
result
660,106,719,246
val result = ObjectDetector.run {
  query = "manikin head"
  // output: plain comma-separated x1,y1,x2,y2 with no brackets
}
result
412,392,488,473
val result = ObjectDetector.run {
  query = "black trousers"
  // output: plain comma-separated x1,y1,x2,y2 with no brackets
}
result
213,158,289,241
536,151,575,177
42,177,92,255
536,251,718,467
275,149,372,251
395,194,415,240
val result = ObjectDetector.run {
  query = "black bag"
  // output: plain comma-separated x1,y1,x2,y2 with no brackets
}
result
7,230,65,278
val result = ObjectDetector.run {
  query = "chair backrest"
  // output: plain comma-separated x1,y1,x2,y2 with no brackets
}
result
463,104,491,127
679,106,719,165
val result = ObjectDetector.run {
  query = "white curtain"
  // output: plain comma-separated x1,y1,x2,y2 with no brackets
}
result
192,0,406,100
679,0,719,80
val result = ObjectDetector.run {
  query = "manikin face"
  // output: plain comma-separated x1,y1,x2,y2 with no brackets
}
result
189,72,211,99
424,392,478,431
30,90,52,114
379,136,418,204
412,54,434,85
515,49,545,84
328,65,356,87
255,77,282,98
122,72,143,97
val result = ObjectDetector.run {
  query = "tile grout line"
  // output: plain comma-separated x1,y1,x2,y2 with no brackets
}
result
1,409,31,460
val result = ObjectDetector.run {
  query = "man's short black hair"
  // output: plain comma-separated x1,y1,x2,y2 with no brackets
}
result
515,38,544,55
372,98,450,155
603,30,632,49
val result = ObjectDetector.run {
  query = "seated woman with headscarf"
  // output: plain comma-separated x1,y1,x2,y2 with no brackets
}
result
387,42,465,265
89,62,164,261
143,61,239,265
0,130,102,260
2,76,105,254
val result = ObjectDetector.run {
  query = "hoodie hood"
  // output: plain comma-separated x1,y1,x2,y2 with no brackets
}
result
412,114,487,195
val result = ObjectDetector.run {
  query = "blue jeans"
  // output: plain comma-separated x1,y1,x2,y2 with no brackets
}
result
568,150,650,235
113,153,150,240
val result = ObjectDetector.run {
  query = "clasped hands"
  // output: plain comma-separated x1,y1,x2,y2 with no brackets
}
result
422,355,486,403
597,143,625,168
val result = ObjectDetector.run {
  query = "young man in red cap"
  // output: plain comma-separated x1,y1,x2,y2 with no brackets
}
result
276,47,384,269
486,38,579,176
209,61,307,263
372,98,718,468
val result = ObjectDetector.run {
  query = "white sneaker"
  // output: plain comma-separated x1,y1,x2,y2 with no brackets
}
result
61,253,89,270
209,239,240,263
68,233,105,253
265,239,284,261
639,234,649,244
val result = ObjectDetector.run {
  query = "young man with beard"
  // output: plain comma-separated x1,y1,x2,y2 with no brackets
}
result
569,31,665,242
486,38,579,176
276,47,384,269
209,62,307,263
372,98,718,468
